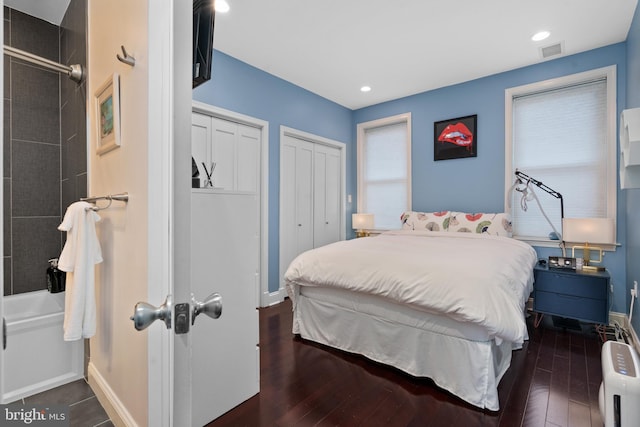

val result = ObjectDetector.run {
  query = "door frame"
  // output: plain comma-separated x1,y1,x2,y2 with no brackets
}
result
191,101,270,308
0,6,5,403
147,0,192,426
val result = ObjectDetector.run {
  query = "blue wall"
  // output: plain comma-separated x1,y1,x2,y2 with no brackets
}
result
353,44,628,312
626,5,640,334
193,51,353,293
194,45,631,311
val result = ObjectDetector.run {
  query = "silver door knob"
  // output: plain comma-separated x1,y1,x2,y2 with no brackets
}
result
130,295,172,331
191,292,222,325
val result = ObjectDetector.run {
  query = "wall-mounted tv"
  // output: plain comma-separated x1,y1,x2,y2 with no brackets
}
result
193,0,215,88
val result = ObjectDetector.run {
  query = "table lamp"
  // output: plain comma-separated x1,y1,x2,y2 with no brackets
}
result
352,213,374,238
562,218,615,271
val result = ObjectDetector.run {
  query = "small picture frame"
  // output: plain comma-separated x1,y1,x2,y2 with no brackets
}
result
95,73,121,155
434,114,477,161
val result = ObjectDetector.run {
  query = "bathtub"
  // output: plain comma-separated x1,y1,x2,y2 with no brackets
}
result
2,290,84,403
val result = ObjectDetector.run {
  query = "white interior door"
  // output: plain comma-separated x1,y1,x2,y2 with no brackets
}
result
190,191,260,426
314,144,342,247
279,130,346,287
279,136,314,286
188,107,263,425
295,139,315,254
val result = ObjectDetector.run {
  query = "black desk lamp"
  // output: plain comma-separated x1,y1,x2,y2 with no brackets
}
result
513,169,565,255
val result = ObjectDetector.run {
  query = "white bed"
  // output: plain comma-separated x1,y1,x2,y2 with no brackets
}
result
284,216,537,411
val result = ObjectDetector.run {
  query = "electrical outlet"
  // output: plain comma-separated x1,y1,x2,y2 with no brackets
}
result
634,281,639,299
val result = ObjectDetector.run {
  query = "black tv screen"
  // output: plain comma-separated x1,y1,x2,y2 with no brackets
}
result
193,0,215,88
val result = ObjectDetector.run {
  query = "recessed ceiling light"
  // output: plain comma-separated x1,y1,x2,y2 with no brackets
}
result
532,31,550,42
215,0,230,13
360,86,371,93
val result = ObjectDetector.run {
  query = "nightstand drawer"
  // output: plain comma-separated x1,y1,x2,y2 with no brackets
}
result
534,270,607,300
534,291,608,324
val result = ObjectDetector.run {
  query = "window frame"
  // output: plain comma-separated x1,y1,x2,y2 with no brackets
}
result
504,65,617,248
356,112,412,231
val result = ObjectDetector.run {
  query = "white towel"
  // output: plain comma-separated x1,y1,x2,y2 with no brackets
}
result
58,201,103,341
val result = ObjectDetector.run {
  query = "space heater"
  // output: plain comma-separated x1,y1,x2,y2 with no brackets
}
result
599,341,640,427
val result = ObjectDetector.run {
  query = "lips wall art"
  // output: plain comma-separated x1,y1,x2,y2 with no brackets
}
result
434,114,477,161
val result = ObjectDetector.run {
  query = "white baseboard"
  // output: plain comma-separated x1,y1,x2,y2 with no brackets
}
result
87,363,138,427
261,288,286,307
609,311,627,328
609,311,640,355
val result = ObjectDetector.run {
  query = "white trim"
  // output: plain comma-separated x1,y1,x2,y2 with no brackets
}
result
146,0,180,425
191,101,270,308
356,113,412,229
262,289,288,307
281,125,348,152
504,65,617,240
89,363,139,427
609,311,640,356
0,5,5,403
517,237,619,252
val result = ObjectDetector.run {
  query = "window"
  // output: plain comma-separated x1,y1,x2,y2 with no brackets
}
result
357,113,411,230
505,66,616,244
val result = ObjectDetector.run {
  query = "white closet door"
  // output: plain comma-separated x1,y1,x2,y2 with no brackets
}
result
211,117,238,190
280,142,298,284
280,136,314,283
313,144,342,248
192,113,212,187
295,139,315,254
236,125,261,192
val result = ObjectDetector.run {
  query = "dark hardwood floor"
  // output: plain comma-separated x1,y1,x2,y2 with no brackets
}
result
206,299,604,427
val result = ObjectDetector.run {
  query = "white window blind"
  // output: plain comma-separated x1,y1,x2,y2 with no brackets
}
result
357,114,411,230
511,77,612,239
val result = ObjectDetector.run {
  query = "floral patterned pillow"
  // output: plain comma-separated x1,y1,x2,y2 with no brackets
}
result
400,211,451,232
447,212,513,237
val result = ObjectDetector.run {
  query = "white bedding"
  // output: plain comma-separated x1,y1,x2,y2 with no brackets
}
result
285,230,537,345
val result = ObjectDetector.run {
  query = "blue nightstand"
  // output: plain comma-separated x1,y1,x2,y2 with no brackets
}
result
533,264,610,326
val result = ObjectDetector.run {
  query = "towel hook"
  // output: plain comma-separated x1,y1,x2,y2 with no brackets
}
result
117,45,135,67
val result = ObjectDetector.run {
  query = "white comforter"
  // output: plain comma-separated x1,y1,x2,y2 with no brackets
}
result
285,230,537,345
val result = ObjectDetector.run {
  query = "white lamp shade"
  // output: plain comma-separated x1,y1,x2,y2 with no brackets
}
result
352,213,374,230
562,218,615,244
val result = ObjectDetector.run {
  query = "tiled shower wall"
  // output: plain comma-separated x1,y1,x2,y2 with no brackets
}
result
3,1,87,296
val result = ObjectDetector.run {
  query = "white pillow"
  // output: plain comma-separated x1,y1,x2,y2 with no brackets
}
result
400,211,452,232
447,212,512,237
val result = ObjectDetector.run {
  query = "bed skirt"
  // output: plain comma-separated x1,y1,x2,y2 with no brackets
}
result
294,292,513,411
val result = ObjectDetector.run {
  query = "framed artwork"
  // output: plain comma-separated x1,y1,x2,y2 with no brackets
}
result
95,73,121,155
434,114,477,161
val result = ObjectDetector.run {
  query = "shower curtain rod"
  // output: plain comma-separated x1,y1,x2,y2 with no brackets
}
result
3,45,84,83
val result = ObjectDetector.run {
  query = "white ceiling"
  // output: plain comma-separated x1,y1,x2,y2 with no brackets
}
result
9,0,639,109
214,0,638,109
4,0,70,25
